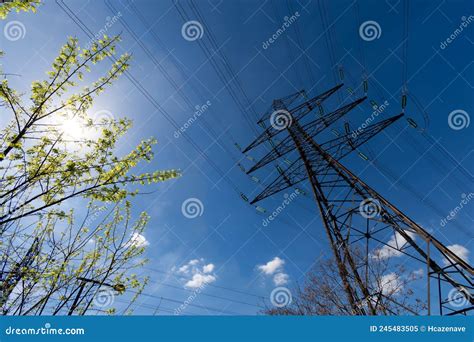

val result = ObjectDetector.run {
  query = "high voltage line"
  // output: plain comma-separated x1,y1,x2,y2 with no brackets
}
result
289,0,472,238
146,280,265,308
127,290,244,315
242,85,473,315
143,266,268,300
56,0,243,197
104,0,248,186
63,0,328,238
123,0,318,221
55,0,474,316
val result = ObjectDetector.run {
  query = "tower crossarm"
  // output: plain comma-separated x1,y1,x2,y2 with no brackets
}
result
247,97,367,174
272,89,306,110
250,114,403,204
244,85,473,315
243,84,343,153
257,90,306,127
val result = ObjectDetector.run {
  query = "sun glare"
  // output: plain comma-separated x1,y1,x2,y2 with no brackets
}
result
59,115,85,140
57,113,98,142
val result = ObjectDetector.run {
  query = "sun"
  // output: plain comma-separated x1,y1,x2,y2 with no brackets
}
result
59,115,86,140
57,112,98,142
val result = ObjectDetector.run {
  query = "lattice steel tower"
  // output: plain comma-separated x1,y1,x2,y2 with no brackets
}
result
243,85,473,315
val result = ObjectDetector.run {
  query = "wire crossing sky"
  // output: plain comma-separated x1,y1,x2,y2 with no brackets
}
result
1,0,473,315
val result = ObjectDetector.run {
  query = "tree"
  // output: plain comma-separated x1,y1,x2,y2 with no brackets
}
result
263,250,426,315
0,34,178,233
0,10,179,314
1,201,151,315
0,0,41,19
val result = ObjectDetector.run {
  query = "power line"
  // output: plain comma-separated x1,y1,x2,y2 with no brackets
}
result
56,0,243,196
353,0,366,78
173,0,294,205
143,266,268,300
401,0,409,95
271,1,305,90
190,0,261,120
127,290,245,315
115,298,203,315
145,279,265,308
129,1,243,151
105,0,245,173
316,0,376,161
243,84,473,315
358,61,472,196
174,1,260,137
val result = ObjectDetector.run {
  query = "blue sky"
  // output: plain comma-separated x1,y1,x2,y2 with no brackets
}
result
1,0,473,315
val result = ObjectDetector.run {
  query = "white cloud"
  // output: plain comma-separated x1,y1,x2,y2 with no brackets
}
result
185,273,216,289
189,259,200,266
174,259,217,289
412,268,424,276
178,265,190,274
273,272,289,286
203,263,215,273
126,233,149,248
372,231,416,259
258,257,285,275
409,268,424,281
443,244,470,266
378,273,403,295
257,257,290,285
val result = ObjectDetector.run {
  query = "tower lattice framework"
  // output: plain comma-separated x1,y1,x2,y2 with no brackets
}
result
244,85,473,315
